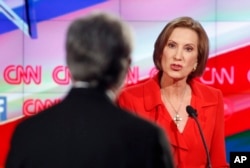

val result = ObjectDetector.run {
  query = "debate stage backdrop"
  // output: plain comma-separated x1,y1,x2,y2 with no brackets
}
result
0,0,250,163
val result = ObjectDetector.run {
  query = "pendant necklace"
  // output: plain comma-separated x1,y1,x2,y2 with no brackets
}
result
162,85,187,127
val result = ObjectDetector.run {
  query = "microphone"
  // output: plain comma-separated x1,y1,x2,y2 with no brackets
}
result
186,105,211,168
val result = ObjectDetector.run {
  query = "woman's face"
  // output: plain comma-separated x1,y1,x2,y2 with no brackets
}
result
161,27,198,81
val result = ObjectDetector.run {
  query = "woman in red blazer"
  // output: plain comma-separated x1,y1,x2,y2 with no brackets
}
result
118,16,229,168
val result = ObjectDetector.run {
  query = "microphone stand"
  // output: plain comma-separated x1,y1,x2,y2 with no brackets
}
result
186,106,212,168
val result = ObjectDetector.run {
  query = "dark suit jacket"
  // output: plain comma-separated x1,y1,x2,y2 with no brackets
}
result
5,87,174,168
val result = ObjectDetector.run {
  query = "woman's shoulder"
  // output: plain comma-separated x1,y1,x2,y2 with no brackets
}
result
118,76,161,105
191,79,223,97
121,77,157,94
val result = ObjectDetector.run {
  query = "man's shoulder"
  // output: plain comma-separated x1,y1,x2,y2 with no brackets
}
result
118,107,160,134
14,104,62,134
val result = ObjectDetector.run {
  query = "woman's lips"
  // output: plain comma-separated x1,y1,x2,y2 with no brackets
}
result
170,64,183,71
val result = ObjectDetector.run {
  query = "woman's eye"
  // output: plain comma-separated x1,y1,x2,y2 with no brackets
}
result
186,47,193,52
167,43,175,48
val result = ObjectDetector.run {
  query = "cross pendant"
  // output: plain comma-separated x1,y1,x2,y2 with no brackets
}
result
174,114,182,127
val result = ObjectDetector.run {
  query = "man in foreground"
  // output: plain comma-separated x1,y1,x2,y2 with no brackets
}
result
5,11,174,168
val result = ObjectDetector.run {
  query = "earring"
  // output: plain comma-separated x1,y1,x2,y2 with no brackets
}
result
192,63,197,72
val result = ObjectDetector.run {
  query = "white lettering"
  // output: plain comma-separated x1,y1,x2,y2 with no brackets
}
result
241,156,247,162
234,156,247,163
234,156,241,163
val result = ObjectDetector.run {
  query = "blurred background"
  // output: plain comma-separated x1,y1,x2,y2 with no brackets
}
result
0,0,250,164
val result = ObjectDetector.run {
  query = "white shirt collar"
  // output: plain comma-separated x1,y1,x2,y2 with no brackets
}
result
73,81,91,88
73,81,116,102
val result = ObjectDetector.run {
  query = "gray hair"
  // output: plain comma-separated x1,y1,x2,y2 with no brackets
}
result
66,11,133,89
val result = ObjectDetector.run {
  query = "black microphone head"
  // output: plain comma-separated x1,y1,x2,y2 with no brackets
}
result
186,105,198,118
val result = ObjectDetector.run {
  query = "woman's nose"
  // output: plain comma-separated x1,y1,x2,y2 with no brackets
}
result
173,48,183,60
